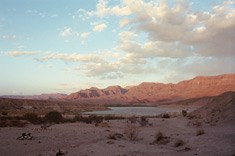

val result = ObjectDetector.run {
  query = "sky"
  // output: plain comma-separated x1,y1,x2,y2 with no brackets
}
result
0,0,235,95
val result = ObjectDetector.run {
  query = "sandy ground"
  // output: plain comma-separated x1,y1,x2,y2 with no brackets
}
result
0,117,234,156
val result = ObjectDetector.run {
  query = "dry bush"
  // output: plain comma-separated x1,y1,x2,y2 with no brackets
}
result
0,120,27,127
11,120,27,127
139,116,149,126
124,124,140,141
24,113,42,124
0,120,8,127
196,129,205,136
104,115,125,121
108,133,124,140
182,110,187,117
1,111,8,116
152,131,170,145
74,115,92,124
45,111,63,124
129,116,138,123
155,131,164,142
174,139,184,147
162,113,170,118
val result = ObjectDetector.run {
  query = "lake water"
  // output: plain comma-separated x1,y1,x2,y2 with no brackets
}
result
83,106,195,116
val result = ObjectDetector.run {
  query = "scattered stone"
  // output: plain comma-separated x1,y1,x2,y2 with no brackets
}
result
107,141,115,144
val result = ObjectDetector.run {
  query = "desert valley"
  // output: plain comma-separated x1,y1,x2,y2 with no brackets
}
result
1,0,235,155
0,74,235,156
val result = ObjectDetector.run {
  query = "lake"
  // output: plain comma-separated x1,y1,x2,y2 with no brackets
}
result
83,106,196,116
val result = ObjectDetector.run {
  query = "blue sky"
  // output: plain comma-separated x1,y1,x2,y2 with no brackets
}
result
0,0,234,95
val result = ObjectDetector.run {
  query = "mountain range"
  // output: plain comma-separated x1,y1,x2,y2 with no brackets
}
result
2,74,235,105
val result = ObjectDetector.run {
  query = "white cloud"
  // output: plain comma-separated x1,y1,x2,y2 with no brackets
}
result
76,0,131,19
92,23,107,32
80,32,91,39
41,53,105,63
19,0,235,81
2,35,16,40
59,27,72,37
119,18,130,27
8,51,38,57
84,62,119,77
121,0,235,57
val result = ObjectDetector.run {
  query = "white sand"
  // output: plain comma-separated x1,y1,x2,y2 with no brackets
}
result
0,117,234,156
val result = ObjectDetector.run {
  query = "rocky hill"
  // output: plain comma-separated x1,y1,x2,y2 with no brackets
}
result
67,74,235,104
189,91,235,125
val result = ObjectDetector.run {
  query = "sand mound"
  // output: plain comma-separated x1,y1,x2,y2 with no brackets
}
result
189,91,235,125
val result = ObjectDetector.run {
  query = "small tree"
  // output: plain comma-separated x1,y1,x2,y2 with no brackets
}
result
45,111,63,124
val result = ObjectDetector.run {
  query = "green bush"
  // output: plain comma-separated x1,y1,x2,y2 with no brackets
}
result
24,113,41,124
44,111,63,123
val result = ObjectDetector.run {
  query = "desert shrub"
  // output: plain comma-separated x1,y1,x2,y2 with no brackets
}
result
63,118,76,123
124,124,140,141
182,110,187,117
1,111,8,116
155,131,164,142
74,115,93,124
139,116,149,126
11,120,27,127
193,120,202,127
104,115,125,121
108,133,124,140
82,116,92,124
89,115,103,125
129,116,138,123
162,113,170,118
24,113,41,124
174,139,184,147
44,111,63,124
196,129,205,136
0,120,8,127
152,131,170,145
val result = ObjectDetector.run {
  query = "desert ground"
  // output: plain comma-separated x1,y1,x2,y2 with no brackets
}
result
0,116,234,156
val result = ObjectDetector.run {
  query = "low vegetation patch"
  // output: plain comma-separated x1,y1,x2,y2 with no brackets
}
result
162,113,170,118
196,129,205,136
24,113,42,124
0,119,27,127
1,111,8,116
104,115,125,121
152,131,170,145
44,111,63,124
124,124,140,141
174,139,184,147
139,116,149,126
108,133,124,140
74,115,104,124
182,110,187,117
128,116,138,123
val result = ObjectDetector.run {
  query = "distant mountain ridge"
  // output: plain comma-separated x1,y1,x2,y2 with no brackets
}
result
1,74,235,104
67,74,235,104
1,93,67,100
